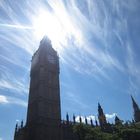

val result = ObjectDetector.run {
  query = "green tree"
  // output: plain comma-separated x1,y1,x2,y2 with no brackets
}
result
73,123,140,140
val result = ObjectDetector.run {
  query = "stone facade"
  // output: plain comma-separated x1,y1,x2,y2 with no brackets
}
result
14,36,77,140
13,36,140,140
131,95,140,122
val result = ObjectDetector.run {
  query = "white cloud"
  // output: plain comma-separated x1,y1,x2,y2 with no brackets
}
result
8,96,27,107
65,92,89,110
0,54,28,70
0,0,126,82
0,0,138,84
105,113,116,119
0,80,16,90
0,65,29,95
0,95,27,107
55,0,125,80
16,119,20,122
0,95,8,103
75,115,96,123
75,113,116,124
126,44,140,96
0,79,28,94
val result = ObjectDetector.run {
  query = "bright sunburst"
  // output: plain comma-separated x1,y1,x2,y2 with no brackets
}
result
32,10,68,52
32,11,63,42
32,9,82,51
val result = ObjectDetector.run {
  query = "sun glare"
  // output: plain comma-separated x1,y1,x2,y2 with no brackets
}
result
33,11,63,43
32,9,82,52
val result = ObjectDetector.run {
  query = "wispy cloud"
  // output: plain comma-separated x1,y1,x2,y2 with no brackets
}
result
0,95,27,107
0,63,29,95
0,95,8,103
126,43,140,96
0,0,139,116
56,0,126,80
0,0,139,79
0,79,28,94
65,92,89,110
0,1,140,140
0,0,126,81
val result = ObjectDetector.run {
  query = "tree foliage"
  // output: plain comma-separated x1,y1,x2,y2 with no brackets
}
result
73,123,140,140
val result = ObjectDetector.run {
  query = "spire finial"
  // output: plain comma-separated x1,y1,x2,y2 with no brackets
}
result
21,120,23,128
79,116,82,123
66,112,69,124
95,116,98,126
90,118,93,126
15,123,18,132
73,114,76,124
131,95,140,122
98,102,101,107
85,116,88,125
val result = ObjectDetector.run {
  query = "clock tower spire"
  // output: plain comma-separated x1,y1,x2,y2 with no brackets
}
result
26,36,61,140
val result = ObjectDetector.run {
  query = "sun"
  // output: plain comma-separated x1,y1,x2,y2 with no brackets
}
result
33,11,60,39
32,10,66,50
31,9,82,52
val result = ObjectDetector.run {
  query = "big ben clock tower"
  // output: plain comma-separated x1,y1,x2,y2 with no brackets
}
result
25,36,61,140
14,36,79,140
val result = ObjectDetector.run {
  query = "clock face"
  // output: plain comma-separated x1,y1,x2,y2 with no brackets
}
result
47,55,56,64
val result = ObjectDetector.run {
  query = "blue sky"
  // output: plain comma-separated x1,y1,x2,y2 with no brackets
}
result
0,0,140,140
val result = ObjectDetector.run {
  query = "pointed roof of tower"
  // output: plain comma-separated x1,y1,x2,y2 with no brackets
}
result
32,36,57,61
131,95,140,122
98,102,101,108
115,115,120,121
40,36,51,46
131,95,140,110
98,102,103,113
39,35,54,52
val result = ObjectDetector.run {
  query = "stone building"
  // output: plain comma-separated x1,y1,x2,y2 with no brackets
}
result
98,103,107,129
14,36,78,140
13,36,140,140
131,95,140,122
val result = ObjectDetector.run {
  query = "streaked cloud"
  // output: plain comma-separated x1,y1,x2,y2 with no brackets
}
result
0,95,8,103
0,95,27,107
65,91,89,110
126,43,140,96
0,0,127,81
0,79,28,94
0,1,140,140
